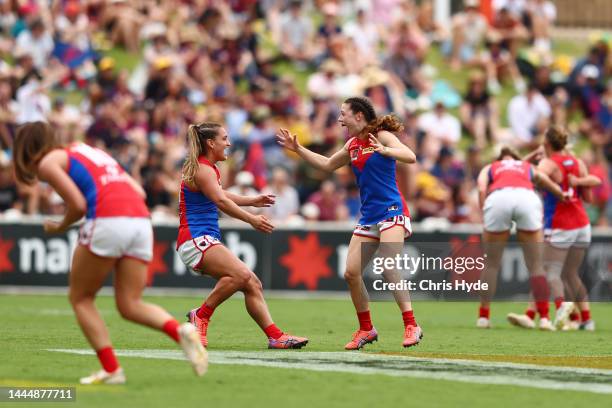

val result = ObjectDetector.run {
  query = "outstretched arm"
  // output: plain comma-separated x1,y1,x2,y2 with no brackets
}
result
224,190,276,207
276,128,350,172
196,165,274,233
368,131,417,164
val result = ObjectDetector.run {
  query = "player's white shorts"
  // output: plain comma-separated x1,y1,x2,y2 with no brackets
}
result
483,188,543,232
79,217,153,262
353,215,412,240
176,235,222,273
544,225,591,249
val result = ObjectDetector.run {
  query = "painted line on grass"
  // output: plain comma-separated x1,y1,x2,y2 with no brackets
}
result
48,349,612,394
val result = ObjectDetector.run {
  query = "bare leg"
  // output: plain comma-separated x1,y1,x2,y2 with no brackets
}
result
379,225,411,312
344,234,379,313
68,245,116,350
480,230,510,308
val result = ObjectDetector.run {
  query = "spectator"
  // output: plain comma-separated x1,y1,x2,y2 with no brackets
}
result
262,167,300,222
417,100,461,168
308,180,345,221
507,82,551,148
443,0,489,70
280,1,315,66
460,71,500,148
226,171,262,216
15,19,54,71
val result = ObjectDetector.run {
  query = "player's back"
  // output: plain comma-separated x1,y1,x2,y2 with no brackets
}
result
488,159,534,193
543,153,589,230
66,143,149,219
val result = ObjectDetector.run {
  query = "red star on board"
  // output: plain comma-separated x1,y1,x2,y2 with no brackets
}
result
0,236,14,273
280,232,333,290
146,241,169,286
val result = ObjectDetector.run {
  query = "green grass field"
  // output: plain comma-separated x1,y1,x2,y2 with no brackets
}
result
0,294,611,408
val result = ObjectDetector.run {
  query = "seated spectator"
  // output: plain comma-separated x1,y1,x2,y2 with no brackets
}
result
525,0,556,53
15,19,54,71
414,170,452,221
280,1,316,65
0,151,18,214
343,8,380,65
443,0,489,70
417,100,461,168
262,167,300,222
308,180,344,221
490,5,528,57
507,82,551,148
431,147,465,190
460,71,500,148
480,31,525,94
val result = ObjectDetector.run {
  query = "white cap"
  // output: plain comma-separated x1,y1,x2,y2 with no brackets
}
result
235,171,254,187
581,64,599,79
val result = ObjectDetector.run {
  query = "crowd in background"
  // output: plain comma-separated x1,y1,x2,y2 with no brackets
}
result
0,0,610,227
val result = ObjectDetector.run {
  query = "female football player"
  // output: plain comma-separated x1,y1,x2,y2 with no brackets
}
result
179,122,308,349
277,96,421,349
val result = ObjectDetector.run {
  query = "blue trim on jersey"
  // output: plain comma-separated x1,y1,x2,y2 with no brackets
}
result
542,191,557,229
68,157,97,219
183,186,221,240
352,152,404,225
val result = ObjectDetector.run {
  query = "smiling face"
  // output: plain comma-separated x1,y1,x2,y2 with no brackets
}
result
338,103,364,135
205,127,231,162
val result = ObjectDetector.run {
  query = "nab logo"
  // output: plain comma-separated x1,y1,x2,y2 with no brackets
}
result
350,148,359,161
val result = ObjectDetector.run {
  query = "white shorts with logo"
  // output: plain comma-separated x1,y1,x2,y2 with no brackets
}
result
176,235,222,273
79,217,153,262
483,188,543,232
544,225,591,249
353,215,412,240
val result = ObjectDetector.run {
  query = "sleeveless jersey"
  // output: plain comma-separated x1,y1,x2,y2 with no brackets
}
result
177,157,221,248
66,143,149,219
543,153,589,230
488,159,534,193
348,137,409,225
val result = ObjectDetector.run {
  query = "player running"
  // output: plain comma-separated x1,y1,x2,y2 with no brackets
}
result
507,126,601,331
12,122,207,384
178,122,308,349
277,96,421,350
476,146,566,330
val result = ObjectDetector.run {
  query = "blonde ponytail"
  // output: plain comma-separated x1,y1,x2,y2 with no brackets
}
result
181,122,222,188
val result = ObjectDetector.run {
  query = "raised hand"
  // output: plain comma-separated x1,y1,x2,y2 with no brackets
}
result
276,128,299,152
249,214,275,233
368,133,387,155
252,194,276,208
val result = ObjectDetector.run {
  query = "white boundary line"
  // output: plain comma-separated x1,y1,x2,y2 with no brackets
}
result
47,349,612,395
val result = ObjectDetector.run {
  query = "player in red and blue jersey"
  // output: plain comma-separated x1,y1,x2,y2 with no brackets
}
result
12,122,206,384
277,96,422,349
178,122,308,349
510,126,601,331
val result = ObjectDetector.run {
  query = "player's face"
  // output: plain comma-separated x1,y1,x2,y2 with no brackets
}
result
338,103,360,133
209,128,231,162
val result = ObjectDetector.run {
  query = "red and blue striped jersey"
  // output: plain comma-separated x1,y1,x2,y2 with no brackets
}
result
348,137,409,225
65,143,149,219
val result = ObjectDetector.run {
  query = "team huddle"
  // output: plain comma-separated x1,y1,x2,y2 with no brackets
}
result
11,97,599,385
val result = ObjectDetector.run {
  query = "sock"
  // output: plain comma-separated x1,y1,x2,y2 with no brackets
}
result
264,323,283,339
96,347,119,373
162,319,180,343
554,297,564,310
196,303,215,320
569,312,580,322
530,276,550,319
580,310,591,322
357,310,373,331
402,310,417,327
479,306,490,319
525,309,536,320
535,301,549,319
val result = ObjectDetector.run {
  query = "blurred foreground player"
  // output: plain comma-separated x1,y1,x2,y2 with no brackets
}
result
12,122,207,384
476,146,565,330
178,122,308,349
277,96,421,349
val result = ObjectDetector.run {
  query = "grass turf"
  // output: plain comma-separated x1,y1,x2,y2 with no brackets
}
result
0,294,611,407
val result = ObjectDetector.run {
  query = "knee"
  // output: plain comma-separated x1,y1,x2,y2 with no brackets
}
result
343,267,361,283
244,273,263,293
231,267,252,290
68,290,93,309
115,297,138,321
